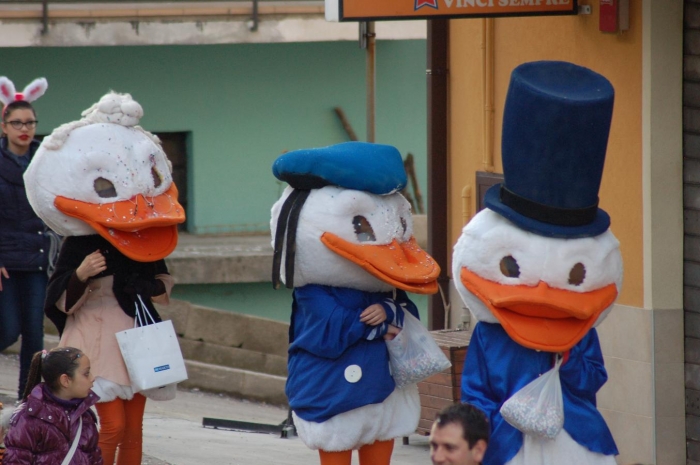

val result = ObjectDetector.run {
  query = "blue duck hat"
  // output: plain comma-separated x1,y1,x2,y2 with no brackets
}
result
272,141,407,195
484,61,615,238
270,141,407,290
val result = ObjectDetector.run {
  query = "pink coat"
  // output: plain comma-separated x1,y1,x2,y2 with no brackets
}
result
56,274,174,392
3,384,103,465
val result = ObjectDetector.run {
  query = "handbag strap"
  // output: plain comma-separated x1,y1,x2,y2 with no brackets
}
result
133,295,156,328
61,416,82,465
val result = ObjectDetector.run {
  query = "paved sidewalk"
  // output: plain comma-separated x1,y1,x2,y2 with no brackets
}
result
0,353,430,465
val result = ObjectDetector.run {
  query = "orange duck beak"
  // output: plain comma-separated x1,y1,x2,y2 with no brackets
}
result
460,267,617,351
55,183,186,262
321,233,440,294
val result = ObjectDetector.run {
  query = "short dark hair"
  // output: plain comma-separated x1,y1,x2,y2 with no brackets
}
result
434,403,490,448
3,100,36,120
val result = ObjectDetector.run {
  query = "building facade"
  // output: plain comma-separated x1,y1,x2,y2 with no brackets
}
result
444,1,684,463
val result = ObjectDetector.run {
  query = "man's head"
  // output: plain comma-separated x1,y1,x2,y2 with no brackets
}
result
429,403,489,465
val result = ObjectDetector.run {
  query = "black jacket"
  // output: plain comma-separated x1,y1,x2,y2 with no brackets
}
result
0,137,50,271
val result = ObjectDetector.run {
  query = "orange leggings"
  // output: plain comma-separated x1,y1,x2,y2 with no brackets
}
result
95,394,147,465
319,439,394,465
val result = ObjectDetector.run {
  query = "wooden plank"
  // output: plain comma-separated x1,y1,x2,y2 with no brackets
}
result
430,330,471,348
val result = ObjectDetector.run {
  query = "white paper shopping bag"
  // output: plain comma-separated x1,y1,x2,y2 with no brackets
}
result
116,297,188,392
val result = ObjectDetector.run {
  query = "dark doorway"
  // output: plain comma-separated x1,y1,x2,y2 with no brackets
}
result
156,132,189,232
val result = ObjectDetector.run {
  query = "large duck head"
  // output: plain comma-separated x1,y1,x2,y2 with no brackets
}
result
270,142,439,294
452,61,622,352
24,92,185,262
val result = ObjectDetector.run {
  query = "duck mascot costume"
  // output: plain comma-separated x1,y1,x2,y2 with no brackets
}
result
23,91,185,464
270,142,440,465
453,61,621,465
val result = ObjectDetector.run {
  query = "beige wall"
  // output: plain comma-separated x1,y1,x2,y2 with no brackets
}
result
448,3,644,307
447,1,685,463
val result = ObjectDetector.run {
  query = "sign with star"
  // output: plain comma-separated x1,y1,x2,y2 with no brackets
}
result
326,0,578,21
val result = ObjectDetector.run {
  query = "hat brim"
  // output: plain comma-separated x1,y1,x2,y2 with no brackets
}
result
484,184,610,238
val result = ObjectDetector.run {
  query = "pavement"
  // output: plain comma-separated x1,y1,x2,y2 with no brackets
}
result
0,352,431,465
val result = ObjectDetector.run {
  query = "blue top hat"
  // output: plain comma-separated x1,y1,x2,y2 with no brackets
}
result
272,141,407,195
484,61,615,238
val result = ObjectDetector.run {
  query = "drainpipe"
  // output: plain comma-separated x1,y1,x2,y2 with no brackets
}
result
482,18,495,172
41,0,48,35
427,19,449,330
249,0,259,31
366,21,376,143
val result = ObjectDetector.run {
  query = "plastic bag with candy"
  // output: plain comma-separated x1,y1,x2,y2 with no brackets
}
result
385,310,451,388
499,356,564,439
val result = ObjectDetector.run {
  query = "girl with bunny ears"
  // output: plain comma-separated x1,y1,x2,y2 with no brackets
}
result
0,77,54,400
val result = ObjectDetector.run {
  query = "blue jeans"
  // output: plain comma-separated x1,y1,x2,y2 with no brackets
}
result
0,271,47,398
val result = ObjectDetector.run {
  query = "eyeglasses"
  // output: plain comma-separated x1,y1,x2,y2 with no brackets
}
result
4,120,38,130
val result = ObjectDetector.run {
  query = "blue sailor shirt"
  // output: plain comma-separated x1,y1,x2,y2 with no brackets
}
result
462,322,618,465
286,284,419,423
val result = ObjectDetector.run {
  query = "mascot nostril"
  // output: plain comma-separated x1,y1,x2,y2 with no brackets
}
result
453,61,622,465
271,141,440,465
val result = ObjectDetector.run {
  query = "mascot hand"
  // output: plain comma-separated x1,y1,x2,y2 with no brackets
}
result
360,303,387,326
383,324,400,341
76,250,107,282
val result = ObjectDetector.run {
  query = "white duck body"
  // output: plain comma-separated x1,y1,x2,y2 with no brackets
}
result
452,209,621,465
271,185,430,451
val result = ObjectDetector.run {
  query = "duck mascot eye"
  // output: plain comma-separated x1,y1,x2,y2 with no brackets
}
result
270,141,440,465
453,61,622,465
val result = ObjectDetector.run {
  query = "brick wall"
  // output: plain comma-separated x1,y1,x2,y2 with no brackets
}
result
686,2,700,463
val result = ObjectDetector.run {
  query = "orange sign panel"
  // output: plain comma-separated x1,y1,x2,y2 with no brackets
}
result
326,0,578,21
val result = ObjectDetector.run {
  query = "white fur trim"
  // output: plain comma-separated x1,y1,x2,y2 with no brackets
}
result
451,209,622,327
505,429,617,465
92,377,135,403
0,77,16,106
270,185,416,292
21,78,48,103
292,385,419,452
0,406,13,440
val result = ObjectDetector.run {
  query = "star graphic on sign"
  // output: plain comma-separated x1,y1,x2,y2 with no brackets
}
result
415,0,438,11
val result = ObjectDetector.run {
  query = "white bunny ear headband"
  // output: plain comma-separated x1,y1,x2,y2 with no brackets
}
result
0,77,48,116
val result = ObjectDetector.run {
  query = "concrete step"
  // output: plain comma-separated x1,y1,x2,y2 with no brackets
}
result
180,360,287,406
179,338,287,377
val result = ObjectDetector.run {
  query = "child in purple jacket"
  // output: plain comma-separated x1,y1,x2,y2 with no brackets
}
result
3,347,103,464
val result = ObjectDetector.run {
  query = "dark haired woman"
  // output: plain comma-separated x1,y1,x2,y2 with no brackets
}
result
3,347,103,465
0,77,52,399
